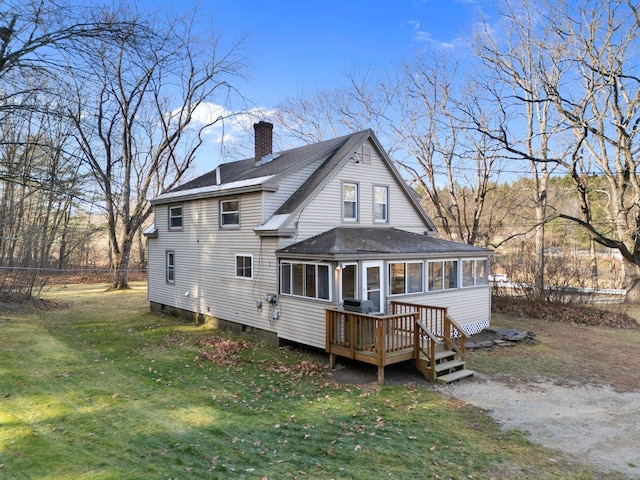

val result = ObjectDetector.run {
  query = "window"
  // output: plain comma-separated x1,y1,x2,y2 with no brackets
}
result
343,182,358,221
389,262,423,295
373,185,388,222
340,264,357,301
169,205,183,229
280,262,331,300
220,199,240,227
166,251,175,284
429,260,458,291
462,259,488,287
235,254,252,278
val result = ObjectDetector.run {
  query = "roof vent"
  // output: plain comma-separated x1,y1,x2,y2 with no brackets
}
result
254,121,273,165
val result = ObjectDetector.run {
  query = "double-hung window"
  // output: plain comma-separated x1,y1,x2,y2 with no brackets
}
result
389,261,423,295
235,254,252,279
343,182,359,222
373,185,388,222
169,205,183,230
220,199,240,227
166,251,175,284
462,259,488,287
280,262,330,300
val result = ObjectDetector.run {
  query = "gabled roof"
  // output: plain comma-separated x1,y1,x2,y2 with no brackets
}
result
276,227,492,260
149,129,437,234
156,133,355,197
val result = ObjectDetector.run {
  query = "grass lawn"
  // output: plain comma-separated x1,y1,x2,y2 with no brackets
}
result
0,284,622,479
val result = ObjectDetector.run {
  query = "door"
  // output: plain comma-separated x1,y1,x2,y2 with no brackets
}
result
362,261,384,313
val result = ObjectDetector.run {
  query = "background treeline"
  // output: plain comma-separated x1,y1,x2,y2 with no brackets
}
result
2,0,640,304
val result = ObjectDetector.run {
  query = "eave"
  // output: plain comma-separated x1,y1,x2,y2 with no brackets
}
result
150,175,277,206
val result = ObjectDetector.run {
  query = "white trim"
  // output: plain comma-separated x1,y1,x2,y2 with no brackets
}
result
151,175,275,203
362,260,384,313
235,254,253,279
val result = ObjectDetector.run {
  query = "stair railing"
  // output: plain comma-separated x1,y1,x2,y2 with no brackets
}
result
391,301,469,360
414,320,439,382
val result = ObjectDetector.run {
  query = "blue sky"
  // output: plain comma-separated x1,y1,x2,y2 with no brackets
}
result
149,0,493,173
212,0,487,107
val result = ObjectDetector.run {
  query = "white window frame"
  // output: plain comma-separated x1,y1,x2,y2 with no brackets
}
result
462,258,488,288
428,259,459,291
166,250,175,284
389,261,423,295
373,185,389,223
342,182,359,222
235,254,253,279
280,261,331,301
220,199,240,227
168,205,183,230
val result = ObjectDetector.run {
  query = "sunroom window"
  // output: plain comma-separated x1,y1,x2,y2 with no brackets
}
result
428,260,458,291
280,262,330,300
462,259,488,287
389,262,423,295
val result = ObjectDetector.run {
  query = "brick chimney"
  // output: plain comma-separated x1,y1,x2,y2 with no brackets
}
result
254,121,273,163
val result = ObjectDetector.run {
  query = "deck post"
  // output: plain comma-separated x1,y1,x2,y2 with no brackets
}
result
377,365,385,385
329,352,336,369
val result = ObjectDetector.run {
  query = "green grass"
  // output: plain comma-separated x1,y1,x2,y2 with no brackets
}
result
0,284,622,479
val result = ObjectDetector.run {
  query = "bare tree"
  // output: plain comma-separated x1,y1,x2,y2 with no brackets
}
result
66,6,247,289
276,55,503,246
536,0,640,301
470,0,570,297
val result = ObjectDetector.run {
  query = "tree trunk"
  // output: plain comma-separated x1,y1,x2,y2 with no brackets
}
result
623,261,640,303
112,241,131,290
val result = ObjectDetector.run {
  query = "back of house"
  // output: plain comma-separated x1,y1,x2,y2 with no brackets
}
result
145,122,492,349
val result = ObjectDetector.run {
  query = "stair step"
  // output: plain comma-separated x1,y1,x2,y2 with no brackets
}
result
436,369,475,384
419,350,456,364
435,359,465,373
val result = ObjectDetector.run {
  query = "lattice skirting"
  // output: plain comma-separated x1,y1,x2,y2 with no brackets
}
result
463,320,490,336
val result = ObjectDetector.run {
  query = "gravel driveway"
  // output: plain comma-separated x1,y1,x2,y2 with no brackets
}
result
437,375,640,478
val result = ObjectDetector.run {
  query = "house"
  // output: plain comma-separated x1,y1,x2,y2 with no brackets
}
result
145,122,492,383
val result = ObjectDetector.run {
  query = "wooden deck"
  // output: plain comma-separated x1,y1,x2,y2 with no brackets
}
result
326,302,472,385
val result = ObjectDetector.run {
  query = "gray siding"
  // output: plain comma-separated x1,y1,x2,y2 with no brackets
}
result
291,140,427,241
148,193,280,332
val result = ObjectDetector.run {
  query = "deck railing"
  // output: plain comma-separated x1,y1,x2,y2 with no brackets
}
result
390,301,468,358
325,308,418,384
326,303,469,384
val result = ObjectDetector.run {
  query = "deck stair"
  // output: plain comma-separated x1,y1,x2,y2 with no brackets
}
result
417,341,474,384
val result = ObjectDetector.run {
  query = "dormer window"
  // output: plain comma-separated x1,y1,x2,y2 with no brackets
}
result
343,182,359,222
220,199,240,227
168,205,183,230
